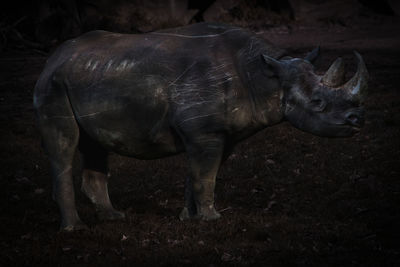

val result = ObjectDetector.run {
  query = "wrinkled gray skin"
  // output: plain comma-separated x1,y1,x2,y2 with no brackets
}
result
33,22,368,231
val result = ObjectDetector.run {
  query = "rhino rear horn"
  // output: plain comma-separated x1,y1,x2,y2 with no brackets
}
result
342,51,369,101
305,46,320,64
321,57,345,87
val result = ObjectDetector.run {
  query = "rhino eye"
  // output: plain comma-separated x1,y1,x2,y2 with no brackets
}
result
310,98,326,112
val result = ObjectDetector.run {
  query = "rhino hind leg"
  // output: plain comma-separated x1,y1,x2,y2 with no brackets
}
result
35,96,86,231
179,134,224,221
81,170,126,221
79,133,125,221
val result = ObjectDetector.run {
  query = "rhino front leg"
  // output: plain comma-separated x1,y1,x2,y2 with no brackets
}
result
79,135,125,221
179,135,224,221
179,175,197,220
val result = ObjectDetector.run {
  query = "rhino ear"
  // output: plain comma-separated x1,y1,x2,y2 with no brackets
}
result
261,54,283,76
305,46,320,64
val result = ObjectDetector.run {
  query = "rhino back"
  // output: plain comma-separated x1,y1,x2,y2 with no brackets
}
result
36,23,284,158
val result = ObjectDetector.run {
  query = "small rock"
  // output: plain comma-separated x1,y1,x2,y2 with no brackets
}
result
21,233,31,240
266,159,276,165
159,199,168,206
179,259,192,264
142,239,150,247
167,239,180,246
121,234,128,241
62,247,72,252
34,188,45,194
15,177,34,186
264,200,277,212
221,252,233,262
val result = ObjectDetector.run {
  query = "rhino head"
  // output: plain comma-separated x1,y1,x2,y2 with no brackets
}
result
263,48,368,137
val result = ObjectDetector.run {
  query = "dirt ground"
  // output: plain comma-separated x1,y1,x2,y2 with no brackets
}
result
0,15,399,266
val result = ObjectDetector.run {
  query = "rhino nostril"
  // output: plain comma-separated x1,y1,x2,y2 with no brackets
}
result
345,112,363,126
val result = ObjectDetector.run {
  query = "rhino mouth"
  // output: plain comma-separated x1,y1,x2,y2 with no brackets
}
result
350,126,362,136
315,122,362,137
330,110,364,136
335,124,362,136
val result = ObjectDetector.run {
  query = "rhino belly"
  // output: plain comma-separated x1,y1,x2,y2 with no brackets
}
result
72,98,184,159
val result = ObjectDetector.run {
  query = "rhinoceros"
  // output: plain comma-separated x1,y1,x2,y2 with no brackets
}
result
33,22,368,231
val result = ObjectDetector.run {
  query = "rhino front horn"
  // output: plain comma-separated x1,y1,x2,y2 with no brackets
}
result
322,57,345,87
342,51,369,101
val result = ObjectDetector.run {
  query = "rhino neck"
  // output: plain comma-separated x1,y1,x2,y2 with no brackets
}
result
236,37,286,127
248,73,285,127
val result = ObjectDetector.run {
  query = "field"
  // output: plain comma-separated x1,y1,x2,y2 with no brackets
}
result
0,16,399,266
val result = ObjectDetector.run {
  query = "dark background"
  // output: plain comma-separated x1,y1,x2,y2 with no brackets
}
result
0,0,399,266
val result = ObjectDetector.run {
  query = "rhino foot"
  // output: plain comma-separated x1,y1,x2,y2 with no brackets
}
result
97,209,126,221
179,205,221,221
179,207,193,221
198,205,221,221
60,220,88,232
200,211,221,221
